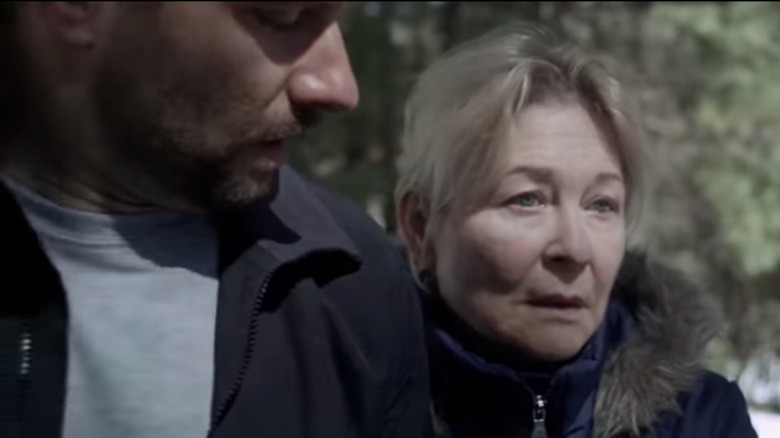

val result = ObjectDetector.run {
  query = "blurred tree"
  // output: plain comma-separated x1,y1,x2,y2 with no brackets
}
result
641,2,780,375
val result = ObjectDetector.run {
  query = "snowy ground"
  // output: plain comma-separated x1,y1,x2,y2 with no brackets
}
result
750,410,780,438
731,357,780,437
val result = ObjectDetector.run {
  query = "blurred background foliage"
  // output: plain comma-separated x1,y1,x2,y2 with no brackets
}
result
289,2,780,410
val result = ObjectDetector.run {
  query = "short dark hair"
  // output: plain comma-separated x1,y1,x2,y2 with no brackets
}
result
0,3,16,25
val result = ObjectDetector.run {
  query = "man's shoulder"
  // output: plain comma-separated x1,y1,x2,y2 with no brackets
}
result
292,170,398,266
302,173,414,292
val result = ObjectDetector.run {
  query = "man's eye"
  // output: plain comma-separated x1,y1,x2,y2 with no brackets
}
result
252,8,304,31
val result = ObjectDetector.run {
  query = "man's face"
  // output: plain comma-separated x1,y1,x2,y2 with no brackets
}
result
89,2,357,210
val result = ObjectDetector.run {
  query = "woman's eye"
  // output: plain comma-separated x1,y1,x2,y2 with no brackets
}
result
590,199,618,214
509,192,544,209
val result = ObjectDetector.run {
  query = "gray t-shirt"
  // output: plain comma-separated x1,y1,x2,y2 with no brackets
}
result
9,183,218,438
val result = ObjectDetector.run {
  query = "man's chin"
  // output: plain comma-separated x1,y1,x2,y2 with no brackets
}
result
206,169,280,211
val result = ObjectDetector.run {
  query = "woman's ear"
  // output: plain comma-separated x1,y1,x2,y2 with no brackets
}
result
396,192,431,271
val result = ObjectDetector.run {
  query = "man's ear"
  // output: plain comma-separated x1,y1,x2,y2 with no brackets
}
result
396,192,432,271
29,2,106,48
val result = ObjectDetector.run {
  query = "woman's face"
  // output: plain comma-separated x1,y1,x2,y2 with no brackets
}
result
433,102,626,362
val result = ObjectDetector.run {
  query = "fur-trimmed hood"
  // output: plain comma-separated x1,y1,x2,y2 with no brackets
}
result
593,252,723,436
428,251,725,438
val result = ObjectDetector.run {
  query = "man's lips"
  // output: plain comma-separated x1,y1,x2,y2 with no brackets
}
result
255,139,287,167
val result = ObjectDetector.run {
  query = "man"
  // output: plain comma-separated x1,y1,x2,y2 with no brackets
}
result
0,2,431,438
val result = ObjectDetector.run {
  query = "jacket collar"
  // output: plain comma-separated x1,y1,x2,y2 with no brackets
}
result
0,181,70,438
0,181,64,304
594,253,723,436
429,293,627,437
213,165,360,274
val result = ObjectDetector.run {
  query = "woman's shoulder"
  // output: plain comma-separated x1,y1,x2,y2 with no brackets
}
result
686,371,747,413
595,252,734,436
668,371,757,437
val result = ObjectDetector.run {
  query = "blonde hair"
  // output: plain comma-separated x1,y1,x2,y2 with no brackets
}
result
395,23,645,274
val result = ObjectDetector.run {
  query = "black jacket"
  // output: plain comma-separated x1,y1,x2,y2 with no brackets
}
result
428,253,757,438
0,166,432,438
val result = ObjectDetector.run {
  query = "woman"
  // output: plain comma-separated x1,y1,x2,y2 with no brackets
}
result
395,25,756,437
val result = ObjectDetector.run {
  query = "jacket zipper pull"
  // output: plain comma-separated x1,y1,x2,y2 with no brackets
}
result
531,394,548,438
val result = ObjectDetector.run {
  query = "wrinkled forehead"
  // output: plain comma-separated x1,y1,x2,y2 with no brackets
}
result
502,97,624,166
452,99,622,203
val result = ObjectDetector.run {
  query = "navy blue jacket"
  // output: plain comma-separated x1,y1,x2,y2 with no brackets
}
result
427,254,757,438
0,167,432,438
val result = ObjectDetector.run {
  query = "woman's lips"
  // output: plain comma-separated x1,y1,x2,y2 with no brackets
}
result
525,294,586,309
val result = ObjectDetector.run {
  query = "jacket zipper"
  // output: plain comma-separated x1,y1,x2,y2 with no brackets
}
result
207,251,358,436
511,376,551,438
531,394,548,438
13,323,33,438
19,327,32,378
210,262,282,432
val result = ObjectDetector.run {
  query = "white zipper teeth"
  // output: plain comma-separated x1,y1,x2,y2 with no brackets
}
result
19,331,31,376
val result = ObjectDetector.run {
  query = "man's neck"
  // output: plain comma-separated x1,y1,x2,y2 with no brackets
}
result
1,151,169,214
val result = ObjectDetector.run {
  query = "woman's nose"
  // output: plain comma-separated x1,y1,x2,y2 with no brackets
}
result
542,208,594,279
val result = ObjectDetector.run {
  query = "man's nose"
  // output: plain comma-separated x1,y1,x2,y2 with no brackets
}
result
287,24,359,112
